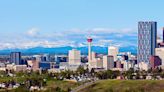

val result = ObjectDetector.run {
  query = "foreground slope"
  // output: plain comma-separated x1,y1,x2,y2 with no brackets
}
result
78,80,164,92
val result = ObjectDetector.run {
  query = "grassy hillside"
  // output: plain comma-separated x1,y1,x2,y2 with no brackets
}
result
46,79,79,91
78,80,164,92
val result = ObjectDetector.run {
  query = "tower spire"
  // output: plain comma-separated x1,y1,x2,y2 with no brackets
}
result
87,37,93,62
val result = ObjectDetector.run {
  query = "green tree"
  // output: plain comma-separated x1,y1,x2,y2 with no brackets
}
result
90,68,95,76
125,68,134,79
76,66,86,75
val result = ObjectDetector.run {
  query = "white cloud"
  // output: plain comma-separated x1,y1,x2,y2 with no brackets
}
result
89,28,136,34
26,28,40,37
0,27,137,50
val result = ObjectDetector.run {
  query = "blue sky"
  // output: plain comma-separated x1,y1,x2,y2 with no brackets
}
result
0,0,163,49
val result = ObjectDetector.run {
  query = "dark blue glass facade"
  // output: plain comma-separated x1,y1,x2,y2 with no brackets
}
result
10,52,21,65
39,62,51,69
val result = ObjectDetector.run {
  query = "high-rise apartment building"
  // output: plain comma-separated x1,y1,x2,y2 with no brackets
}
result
10,52,21,65
138,21,157,63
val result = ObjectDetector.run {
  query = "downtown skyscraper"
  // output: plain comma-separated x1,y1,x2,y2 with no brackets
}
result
10,52,21,65
138,21,157,63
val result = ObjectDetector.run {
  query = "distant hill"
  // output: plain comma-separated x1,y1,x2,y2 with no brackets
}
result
0,46,137,55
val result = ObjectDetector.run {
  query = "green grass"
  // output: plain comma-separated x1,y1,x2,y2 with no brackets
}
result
79,80,164,92
46,79,79,91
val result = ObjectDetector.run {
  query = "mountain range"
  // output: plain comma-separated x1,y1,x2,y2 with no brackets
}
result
0,46,137,55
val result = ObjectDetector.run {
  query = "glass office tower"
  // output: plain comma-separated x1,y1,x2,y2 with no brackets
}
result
10,52,21,65
138,21,157,63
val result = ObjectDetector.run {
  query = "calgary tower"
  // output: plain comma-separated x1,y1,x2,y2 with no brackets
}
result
87,37,93,62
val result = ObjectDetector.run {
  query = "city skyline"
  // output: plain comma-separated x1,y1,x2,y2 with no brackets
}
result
0,1,164,92
0,0,164,50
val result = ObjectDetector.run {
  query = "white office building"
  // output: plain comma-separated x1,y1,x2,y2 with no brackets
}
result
68,49,81,65
103,55,114,70
108,46,119,61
